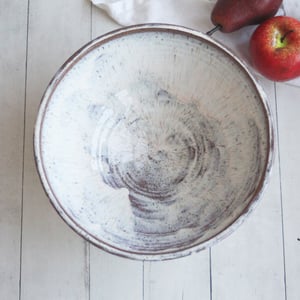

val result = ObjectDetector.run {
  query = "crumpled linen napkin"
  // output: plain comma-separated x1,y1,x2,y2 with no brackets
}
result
91,0,215,28
91,0,300,85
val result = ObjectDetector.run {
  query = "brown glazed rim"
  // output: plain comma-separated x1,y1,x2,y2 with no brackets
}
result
34,23,274,261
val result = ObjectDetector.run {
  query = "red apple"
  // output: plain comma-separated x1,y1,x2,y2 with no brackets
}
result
249,16,300,81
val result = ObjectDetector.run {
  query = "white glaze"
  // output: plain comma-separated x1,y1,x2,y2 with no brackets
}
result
34,24,273,260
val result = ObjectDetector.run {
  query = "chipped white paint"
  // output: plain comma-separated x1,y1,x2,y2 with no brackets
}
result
34,24,273,260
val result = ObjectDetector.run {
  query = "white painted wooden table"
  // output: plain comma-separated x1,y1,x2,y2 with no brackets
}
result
1,1,300,299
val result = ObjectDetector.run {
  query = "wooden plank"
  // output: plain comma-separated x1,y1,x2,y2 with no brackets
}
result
211,79,286,300
89,7,144,300
90,247,143,300
144,252,210,300
0,1,28,298
21,1,92,299
276,82,300,300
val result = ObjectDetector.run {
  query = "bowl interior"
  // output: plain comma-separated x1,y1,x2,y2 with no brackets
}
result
35,26,271,260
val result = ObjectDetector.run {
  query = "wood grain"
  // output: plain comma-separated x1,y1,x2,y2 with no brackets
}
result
276,82,300,300
20,0,91,299
144,252,210,300
90,247,143,300
0,1,28,298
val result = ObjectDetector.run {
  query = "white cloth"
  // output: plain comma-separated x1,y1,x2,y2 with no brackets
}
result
91,0,300,85
91,0,215,28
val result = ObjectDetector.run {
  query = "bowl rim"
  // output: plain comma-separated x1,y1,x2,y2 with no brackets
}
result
34,23,275,261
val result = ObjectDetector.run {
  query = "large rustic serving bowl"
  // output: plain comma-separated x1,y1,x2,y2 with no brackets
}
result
34,24,273,260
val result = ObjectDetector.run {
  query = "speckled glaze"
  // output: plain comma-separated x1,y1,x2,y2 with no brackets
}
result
34,24,274,260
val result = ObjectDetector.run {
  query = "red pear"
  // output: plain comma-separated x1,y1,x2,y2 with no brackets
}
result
211,0,283,33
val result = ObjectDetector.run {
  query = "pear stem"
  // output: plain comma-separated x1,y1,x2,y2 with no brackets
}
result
206,25,222,36
280,30,294,43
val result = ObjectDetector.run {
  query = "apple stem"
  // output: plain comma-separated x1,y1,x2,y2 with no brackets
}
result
206,25,222,36
280,30,294,43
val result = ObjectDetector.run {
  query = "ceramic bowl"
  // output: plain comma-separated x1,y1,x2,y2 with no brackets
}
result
34,24,273,260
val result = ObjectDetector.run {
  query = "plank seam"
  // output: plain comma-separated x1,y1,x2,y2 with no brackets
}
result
274,82,288,300
142,261,145,300
19,0,31,299
209,247,212,300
